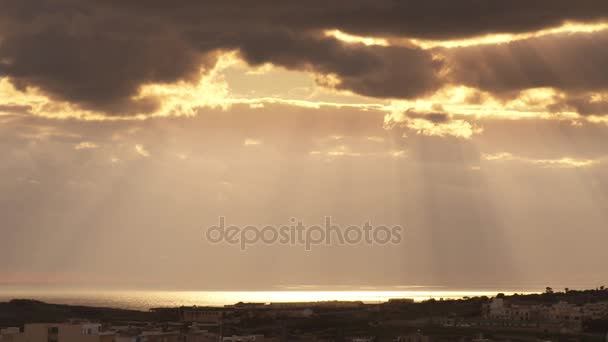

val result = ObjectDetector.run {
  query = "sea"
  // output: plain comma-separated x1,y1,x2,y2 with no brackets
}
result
0,288,541,311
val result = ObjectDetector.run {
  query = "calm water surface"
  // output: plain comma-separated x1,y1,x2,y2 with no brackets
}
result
0,289,539,310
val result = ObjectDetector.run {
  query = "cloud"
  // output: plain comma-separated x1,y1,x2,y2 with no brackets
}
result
405,109,451,124
0,104,32,115
106,0,608,40
482,152,599,168
243,138,262,147
386,109,482,139
0,1,442,114
134,144,151,157
530,157,598,168
366,136,385,143
308,146,406,159
406,118,481,139
74,141,98,150
447,29,608,97
233,31,444,100
483,152,515,161
557,93,608,116
0,25,211,115
5,1,607,118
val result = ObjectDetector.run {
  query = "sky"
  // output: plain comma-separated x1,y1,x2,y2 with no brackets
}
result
0,0,607,291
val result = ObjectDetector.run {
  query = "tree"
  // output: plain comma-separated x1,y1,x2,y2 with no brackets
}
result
546,287,554,294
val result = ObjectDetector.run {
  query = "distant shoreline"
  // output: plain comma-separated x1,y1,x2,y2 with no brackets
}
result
0,289,544,311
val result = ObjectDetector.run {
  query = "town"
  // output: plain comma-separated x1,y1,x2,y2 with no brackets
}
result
1,288,608,342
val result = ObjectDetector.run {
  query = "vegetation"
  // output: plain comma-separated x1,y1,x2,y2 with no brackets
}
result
0,299,153,326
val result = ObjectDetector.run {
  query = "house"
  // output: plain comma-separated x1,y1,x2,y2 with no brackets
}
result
180,307,225,324
397,332,431,342
222,335,276,342
4,323,115,342
0,328,25,342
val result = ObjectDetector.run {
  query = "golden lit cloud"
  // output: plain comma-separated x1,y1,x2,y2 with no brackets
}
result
243,138,262,147
366,136,385,143
326,145,362,157
412,22,608,48
136,53,238,117
530,158,598,169
403,118,481,139
324,30,389,46
309,145,407,160
588,116,608,125
135,144,151,157
327,22,608,49
0,49,601,128
0,78,142,121
385,102,482,139
482,152,598,168
483,152,515,161
389,150,407,158
384,86,579,123
74,142,99,150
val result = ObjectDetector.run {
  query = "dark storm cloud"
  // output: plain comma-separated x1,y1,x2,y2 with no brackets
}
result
0,36,208,114
447,30,608,96
0,0,445,113
0,0,215,114
232,30,443,99
1,0,608,114
101,0,608,40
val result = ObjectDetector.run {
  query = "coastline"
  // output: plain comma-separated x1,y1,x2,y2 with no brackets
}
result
0,289,542,311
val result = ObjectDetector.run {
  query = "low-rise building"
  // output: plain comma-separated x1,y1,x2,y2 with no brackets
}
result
583,302,608,320
397,332,431,342
481,298,608,333
2,323,115,342
1,328,25,342
349,337,374,342
137,331,180,342
222,335,276,342
180,307,226,324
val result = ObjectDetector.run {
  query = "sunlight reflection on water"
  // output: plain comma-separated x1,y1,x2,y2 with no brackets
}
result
0,289,537,310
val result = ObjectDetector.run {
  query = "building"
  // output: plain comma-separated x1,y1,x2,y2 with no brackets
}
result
2,323,115,342
225,302,267,309
1,328,25,342
136,331,180,342
181,325,218,342
480,298,608,333
222,336,276,342
179,307,225,324
583,302,608,320
397,332,431,342
544,301,584,322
